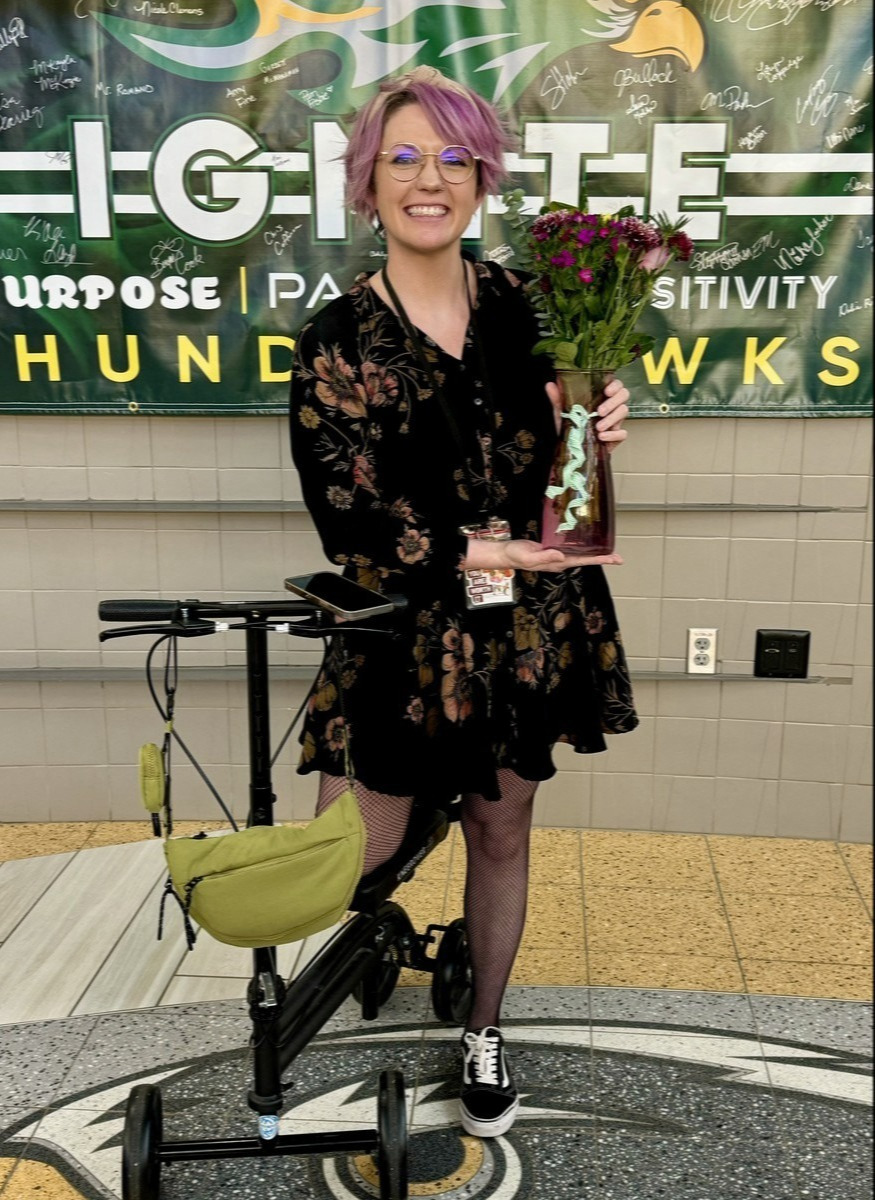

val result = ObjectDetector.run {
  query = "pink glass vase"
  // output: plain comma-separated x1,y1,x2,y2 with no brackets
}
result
541,368,616,556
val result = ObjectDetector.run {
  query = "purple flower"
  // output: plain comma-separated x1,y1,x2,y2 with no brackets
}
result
551,249,576,268
669,230,694,261
577,228,595,244
578,268,594,283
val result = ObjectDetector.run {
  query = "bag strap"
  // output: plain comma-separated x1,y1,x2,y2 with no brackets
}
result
334,636,355,794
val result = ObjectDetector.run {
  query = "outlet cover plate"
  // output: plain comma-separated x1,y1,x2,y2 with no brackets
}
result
687,628,718,674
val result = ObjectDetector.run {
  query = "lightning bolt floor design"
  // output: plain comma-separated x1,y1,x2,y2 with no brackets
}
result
0,823,871,1198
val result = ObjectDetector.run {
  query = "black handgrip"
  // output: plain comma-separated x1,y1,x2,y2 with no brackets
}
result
99,599,180,622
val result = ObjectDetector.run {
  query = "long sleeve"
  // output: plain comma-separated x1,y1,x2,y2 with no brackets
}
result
290,308,467,590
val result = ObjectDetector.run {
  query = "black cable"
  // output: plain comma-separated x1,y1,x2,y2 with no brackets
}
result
145,633,239,832
270,672,319,767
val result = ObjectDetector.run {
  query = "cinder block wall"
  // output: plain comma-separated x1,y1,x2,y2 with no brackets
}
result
0,413,871,841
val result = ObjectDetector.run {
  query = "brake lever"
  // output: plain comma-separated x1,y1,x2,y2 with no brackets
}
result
98,623,218,643
278,618,399,638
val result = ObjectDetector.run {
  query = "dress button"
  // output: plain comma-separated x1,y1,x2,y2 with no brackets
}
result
473,396,483,407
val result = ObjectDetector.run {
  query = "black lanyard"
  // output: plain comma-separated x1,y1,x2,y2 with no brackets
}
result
381,262,500,519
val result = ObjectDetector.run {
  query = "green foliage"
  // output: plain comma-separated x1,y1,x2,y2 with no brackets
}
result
501,190,693,371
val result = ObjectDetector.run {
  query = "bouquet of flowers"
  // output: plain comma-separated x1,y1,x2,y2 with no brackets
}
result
503,189,693,370
502,190,693,553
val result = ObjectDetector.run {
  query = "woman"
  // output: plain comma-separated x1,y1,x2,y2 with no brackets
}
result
289,65,637,1139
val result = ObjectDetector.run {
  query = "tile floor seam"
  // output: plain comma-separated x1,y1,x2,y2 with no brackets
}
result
66,854,184,1020
835,838,874,921
704,837,811,1200
0,851,81,949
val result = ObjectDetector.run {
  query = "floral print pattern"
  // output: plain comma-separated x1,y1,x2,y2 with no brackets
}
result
289,261,637,801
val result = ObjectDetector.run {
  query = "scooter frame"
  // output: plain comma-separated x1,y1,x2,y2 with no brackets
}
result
98,588,473,1200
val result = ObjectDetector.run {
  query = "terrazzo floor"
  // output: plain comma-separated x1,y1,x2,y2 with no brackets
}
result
0,821,871,1199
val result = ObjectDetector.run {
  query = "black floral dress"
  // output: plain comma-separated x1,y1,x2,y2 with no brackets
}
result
289,259,637,804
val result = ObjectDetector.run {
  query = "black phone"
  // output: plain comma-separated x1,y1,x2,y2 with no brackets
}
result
284,572,396,621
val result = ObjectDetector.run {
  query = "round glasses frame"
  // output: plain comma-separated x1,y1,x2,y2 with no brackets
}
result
376,143,480,184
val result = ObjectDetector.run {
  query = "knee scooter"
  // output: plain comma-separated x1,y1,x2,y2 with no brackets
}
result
98,575,473,1200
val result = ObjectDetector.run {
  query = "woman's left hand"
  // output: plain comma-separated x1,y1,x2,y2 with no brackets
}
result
546,378,630,452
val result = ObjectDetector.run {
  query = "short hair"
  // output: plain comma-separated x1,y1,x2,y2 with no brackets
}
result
344,66,516,225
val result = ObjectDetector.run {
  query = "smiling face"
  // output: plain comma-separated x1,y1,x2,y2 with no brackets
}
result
371,102,482,261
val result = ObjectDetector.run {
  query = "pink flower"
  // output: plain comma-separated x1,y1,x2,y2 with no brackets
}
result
578,268,594,283
639,245,672,271
577,228,595,244
551,249,576,268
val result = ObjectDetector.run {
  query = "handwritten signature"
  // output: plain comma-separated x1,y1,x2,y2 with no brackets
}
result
74,0,119,16
772,214,834,270
825,123,866,149
839,296,872,318
738,125,768,149
704,0,817,32
540,62,588,111
613,58,675,98
0,93,45,134
0,16,26,52
298,86,333,109
627,94,658,123
149,236,204,278
755,55,804,83
701,86,773,112
690,232,780,272
796,65,841,125
843,176,873,193
0,246,27,262
263,223,302,257
23,216,84,266
485,244,514,265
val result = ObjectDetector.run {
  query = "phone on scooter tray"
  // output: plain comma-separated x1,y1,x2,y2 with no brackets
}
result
284,572,395,621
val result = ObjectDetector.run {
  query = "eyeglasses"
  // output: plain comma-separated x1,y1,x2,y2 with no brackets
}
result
376,143,480,184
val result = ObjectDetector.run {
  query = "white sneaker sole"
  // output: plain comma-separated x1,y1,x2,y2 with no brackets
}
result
460,1095,519,1138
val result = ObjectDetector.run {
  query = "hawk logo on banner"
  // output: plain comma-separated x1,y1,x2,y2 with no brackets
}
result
91,0,708,108
583,0,706,72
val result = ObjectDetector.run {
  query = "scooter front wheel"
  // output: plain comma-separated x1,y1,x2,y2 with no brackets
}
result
377,1068,408,1200
121,1084,163,1200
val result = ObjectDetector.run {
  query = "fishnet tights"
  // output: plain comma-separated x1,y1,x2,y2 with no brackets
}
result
317,773,413,876
460,769,537,1031
318,767,537,1033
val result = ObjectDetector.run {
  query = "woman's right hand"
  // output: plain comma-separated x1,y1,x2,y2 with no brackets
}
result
464,538,622,573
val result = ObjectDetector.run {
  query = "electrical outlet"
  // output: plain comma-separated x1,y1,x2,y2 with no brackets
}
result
687,628,718,674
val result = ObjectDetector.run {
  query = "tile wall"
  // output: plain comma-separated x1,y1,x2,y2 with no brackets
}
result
0,413,871,840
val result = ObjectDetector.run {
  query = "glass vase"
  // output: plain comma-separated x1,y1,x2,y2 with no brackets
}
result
541,368,616,556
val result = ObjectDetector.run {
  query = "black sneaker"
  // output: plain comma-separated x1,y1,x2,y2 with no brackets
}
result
459,1026,519,1137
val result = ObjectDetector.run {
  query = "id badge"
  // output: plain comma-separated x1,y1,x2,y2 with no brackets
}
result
463,567,515,609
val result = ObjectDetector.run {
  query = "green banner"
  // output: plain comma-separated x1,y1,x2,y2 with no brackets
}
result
0,0,871,416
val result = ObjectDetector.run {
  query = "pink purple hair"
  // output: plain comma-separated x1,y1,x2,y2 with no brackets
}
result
344,66,516,224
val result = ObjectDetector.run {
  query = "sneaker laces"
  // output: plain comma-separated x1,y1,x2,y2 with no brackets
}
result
463,1028,501,1086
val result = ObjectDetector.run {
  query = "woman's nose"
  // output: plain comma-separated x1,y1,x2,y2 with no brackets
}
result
417,155,444,187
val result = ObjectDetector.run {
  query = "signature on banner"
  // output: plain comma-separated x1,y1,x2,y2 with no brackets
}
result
149,237,204,279
540,62,588,111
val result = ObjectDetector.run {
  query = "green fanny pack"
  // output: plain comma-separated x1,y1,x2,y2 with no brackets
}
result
163,786,365,948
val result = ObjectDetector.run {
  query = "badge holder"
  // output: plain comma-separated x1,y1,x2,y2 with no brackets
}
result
461,518,515,609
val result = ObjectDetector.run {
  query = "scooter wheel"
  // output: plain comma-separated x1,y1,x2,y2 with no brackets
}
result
431,918,473,1025
353,945,401,1010
121,1084,163,1200
377,1068,408,1200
